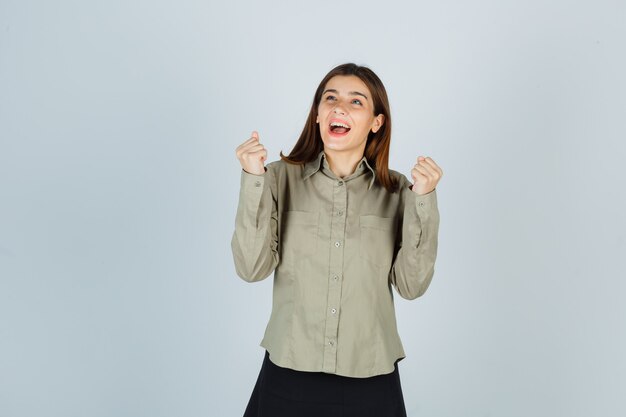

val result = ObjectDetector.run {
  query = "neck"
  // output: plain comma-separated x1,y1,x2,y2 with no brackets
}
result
324,147,365,178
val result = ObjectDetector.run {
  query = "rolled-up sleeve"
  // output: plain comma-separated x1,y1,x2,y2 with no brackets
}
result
231,164,279,282
388,177,440,300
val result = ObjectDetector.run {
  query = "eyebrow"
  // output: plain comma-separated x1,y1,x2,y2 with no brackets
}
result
322,89,368,100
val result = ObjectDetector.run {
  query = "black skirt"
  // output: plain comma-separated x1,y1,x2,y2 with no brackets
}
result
243,350,408,417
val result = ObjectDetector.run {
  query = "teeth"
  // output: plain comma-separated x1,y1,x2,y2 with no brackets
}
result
330,122,350,128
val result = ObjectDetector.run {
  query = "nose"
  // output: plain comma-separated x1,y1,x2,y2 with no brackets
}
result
333,105,346,115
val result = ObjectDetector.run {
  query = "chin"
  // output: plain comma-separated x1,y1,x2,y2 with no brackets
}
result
321,139,347,151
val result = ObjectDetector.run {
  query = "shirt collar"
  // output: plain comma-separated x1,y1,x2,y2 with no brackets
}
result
302,150,376,190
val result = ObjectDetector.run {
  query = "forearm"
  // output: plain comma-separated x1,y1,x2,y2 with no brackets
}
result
389,188,440,300
231,168,279,282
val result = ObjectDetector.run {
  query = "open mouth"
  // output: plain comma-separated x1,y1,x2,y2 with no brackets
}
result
329,120,351,136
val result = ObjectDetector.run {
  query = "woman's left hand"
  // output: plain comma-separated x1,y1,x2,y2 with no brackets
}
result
411,156,443,195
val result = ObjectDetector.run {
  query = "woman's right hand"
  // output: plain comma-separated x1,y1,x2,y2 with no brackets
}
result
236,131,267,175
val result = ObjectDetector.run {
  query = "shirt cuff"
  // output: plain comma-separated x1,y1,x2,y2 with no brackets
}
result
240,167,268,193
412,188,438,215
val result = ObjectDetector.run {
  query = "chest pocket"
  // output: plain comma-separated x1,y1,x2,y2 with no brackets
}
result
359,215,396,268
281,210,319,256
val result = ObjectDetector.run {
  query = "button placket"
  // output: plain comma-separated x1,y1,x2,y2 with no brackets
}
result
323,177,347,373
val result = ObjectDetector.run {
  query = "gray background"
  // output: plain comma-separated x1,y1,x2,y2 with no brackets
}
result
1,0,625,416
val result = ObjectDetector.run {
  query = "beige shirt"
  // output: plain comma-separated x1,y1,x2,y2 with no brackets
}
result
231,150,439,377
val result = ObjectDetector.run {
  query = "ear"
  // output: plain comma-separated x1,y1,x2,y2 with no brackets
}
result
371,114,385,133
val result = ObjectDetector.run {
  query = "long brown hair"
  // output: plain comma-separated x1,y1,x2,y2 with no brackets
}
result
279,63,399,193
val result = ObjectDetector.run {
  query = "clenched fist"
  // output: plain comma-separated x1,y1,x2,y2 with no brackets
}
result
236,131,267,176
411,156,443,195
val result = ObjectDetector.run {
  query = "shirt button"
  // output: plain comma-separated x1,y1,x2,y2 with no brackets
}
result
337,210,343,216
331,308,337,314
328,340,335,346
334,241,341,248
338,181,344,186
418,201,424,207
254,181,261,187
333,275,339,281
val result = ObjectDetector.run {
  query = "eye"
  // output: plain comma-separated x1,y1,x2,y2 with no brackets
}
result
325,95,336,101
352,99,362,105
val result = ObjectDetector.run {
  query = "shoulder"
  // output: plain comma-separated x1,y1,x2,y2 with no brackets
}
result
387,168,412,191
263,159,306,191
266,158,305,178
266,159,285,172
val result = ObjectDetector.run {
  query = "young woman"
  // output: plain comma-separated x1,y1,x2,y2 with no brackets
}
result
232,62,443,417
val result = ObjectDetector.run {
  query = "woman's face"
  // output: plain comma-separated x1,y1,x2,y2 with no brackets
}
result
316,75,384,156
